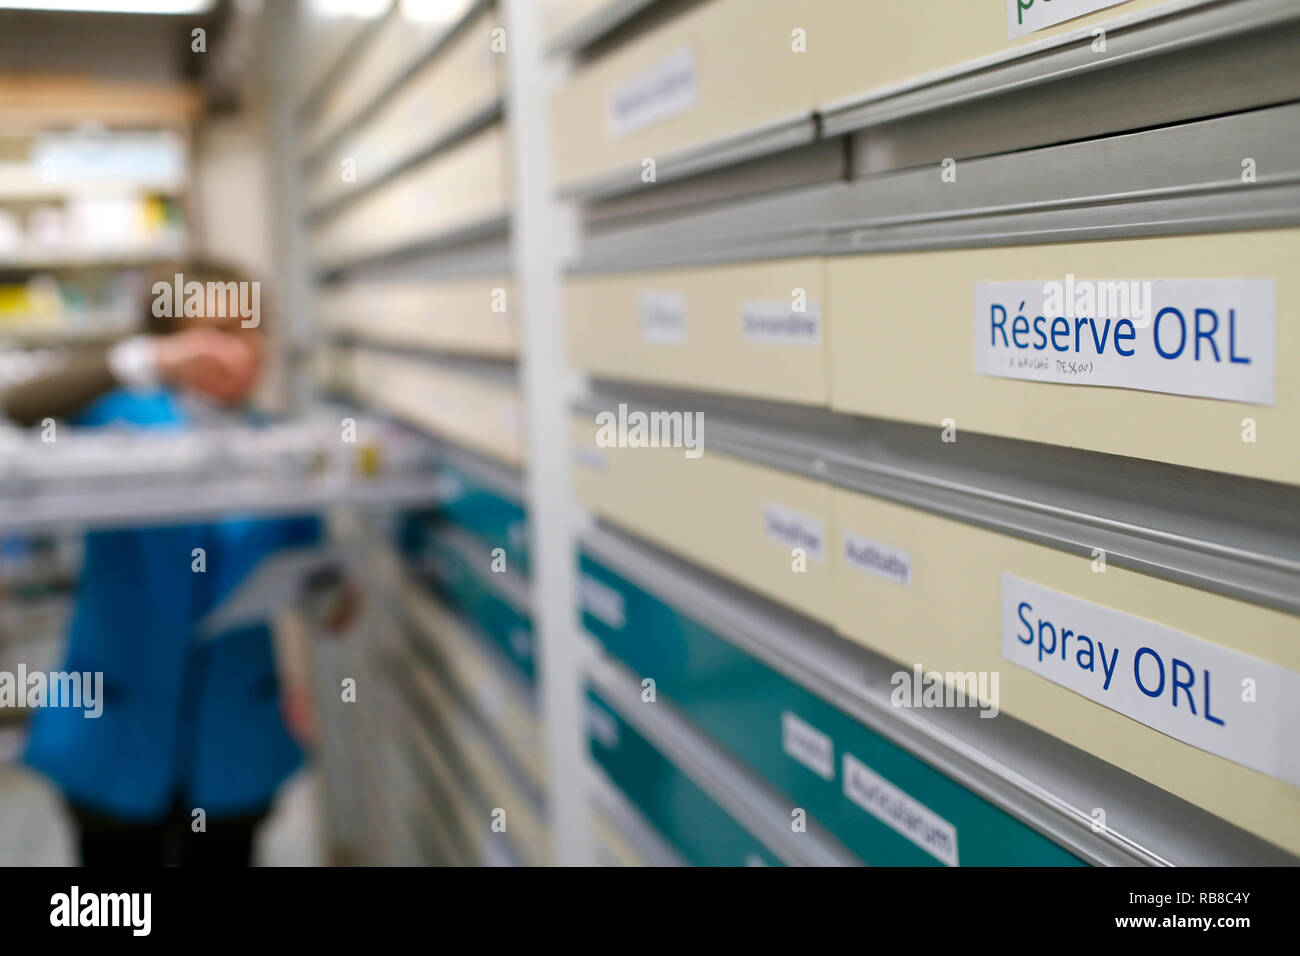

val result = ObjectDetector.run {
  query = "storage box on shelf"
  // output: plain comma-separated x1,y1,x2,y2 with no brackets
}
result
550,0,817,194
566,257,827,405
571,412,834,624
302,0,480,161
318,275,517,358
828,229,1298,485
831,487,1300,859
310,122,510,269
346,349,524,468
304,4,504,212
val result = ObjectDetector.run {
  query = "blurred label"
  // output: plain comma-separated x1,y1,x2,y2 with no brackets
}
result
742,301,821,346
639,291,688,345
763,504,826,562
781,711,834,780
606,47,697,138
843,753,959,866
843,531,912,587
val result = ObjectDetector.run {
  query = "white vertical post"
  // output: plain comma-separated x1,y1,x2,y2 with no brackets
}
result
502,0,588,866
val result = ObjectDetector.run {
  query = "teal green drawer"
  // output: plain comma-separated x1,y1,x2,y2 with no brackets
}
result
580,552,1084,867
586,688,784,868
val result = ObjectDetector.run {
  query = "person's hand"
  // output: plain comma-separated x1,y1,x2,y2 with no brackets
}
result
154,328,260,404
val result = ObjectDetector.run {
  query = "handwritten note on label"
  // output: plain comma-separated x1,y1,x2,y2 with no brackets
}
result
974,279,1275,404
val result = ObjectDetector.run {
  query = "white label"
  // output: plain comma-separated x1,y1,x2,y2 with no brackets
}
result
1001,574,1300,787
638,291,687,345
843,753,960,866
741,300,822,346
843,531,912,587
606,47,697,138
763,504,826,562
1007,0,1131,38
974,279,1275,404
781,711,834,780
580,573,626,630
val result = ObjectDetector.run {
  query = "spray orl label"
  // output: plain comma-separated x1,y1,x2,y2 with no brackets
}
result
973,278,1275,404
606,47,697,138
1007,0,1132,38
1001,574,1300,787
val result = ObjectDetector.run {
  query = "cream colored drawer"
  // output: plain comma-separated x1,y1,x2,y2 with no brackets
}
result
311,123,509,266
304,1,473,156
571,414,834,624
566,258,828,405
816,0,1175,107
828,230,1297,484
550,0,816,190
350,351,525,466
402,581,547,793
831,487,1300,856
319,276,516,358
406,663,551,866
307,6,503,210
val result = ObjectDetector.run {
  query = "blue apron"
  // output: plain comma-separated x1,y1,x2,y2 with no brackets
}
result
24,388,320,821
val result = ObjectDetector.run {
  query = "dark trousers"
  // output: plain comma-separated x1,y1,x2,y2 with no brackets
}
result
69,801,269,867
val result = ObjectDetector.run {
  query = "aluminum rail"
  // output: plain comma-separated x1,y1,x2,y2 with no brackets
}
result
571,101,1300,272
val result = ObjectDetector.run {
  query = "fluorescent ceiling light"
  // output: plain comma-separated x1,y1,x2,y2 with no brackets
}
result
0,1,214,12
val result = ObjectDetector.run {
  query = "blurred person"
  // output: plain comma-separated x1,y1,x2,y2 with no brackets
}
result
2,260,349,867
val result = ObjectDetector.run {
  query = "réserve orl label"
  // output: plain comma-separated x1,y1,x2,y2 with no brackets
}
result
1001,574,1300,787
973,278,1275,404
